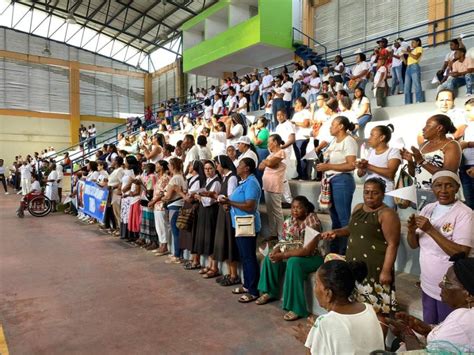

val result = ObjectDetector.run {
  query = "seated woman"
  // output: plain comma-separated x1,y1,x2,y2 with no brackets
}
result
321,178,400,329
388,254,474,353
305,260,385,354
407,170,473,325
256,196,322,321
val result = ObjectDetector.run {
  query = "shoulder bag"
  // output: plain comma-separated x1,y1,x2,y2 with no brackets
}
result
235,215,256,237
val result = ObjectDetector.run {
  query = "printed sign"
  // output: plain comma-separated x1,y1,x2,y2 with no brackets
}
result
79,181,108,222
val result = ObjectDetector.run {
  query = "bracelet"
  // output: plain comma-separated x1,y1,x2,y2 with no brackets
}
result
417,159,426,166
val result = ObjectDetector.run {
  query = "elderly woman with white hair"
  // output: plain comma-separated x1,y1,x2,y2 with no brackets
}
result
407,170,473,325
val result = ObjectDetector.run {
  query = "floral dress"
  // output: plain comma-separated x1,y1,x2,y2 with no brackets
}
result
346,207,397,315
275,213,322,254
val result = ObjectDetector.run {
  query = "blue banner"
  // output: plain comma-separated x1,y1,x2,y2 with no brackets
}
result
78,181,109,222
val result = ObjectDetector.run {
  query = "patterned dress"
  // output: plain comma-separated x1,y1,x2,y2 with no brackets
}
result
346,207,397,315
139,174,157,242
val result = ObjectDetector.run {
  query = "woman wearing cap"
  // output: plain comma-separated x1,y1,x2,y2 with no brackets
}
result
235,136,258,167
407,170,473,324
388,253,474,352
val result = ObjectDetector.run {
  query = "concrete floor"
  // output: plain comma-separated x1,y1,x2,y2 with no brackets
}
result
0,194,305,355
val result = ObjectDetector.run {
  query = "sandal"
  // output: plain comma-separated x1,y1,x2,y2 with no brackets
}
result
220,276,241,287
255,293,273,305
165,256,182,264
283,311,300,321
198,267,209,275
184,263,201,270
238,293,258,303
232,286,248,295
202,270,220,279
216,274,230,284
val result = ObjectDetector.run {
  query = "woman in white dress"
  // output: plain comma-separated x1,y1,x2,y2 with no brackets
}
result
45,163,59,211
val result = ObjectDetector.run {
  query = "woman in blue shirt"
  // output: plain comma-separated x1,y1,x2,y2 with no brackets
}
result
221,157,261,303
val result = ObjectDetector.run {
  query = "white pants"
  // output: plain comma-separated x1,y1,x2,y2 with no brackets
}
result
283,180,292,204
264,191,284,238
154,210,171,244
21,178,31,195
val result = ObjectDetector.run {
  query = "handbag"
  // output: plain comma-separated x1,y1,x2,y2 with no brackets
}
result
235,215,256,237
394,165,414,209
318,175,332,210
176,206,195,231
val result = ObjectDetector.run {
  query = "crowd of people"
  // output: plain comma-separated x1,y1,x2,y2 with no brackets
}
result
2,36,474,354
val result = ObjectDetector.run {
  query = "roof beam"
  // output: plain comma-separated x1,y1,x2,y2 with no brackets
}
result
168,0,197,16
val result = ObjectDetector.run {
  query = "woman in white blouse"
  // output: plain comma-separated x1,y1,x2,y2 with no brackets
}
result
316,116,358,254
291,97,312,180
356,124,401,208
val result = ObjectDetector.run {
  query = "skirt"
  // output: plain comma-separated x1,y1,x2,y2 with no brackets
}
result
140,206,157,242
179,201,199,251
213,205,239,262
128,200,142,233
120,197,131,223
193,203,219,256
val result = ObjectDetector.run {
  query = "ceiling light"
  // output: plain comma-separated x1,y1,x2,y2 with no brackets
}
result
66,13,77,25
42,44,51,56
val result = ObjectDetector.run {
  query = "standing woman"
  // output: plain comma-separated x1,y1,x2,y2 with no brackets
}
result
137,163,158,250
259,134,286,240
127,161,143,242
332,55,345,83
322,178,401,327
316,116,358,254
404,37,425,104
179,160,206,267
142,133,164,164
149,160,171,255
44,163,59,211
120,157,139,240
351,87,372,138
222,158,262,303
248,116,270,163
291,97,312,180
212,156,240,286
356,124,402,208
161,158,188,262
194,160,222,278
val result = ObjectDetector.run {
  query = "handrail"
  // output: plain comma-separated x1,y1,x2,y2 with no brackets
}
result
324,9,474,60
292,27,327,64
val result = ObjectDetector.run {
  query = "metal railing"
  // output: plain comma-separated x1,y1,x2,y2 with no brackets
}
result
323,9,474,67
292,27,328,65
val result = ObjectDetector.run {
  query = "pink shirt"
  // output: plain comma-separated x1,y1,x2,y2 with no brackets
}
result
427,308,474,352
262,150,286,193
418,201,473,300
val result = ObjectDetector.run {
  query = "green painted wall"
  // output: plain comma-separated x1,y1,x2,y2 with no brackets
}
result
182,0,293,73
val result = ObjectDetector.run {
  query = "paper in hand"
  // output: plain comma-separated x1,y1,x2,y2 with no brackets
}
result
304,226,320,247
303,149,318,160
259,243,269,257
390,137,405,150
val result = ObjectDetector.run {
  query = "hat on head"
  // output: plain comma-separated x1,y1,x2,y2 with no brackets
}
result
432,170,461,186
236,136,251,145
377,37,388,44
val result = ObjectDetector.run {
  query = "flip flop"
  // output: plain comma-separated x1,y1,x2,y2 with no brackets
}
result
238,294,258,303
184,263,201,270
255,293,273,305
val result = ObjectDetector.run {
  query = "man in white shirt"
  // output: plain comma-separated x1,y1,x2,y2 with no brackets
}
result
275,108,295,204
249,74,260,111
282,74,293,116
227,87,239,114
108,156,125,231
391,39,405,95
261,67,274,106
235,136,258,167
182,134,200,173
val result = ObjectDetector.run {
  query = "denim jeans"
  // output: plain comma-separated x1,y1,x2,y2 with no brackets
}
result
235,236,260,296
284,100,292,118
255,147,270,186
308,93,317,105
293,139,309,180
444,74,473,95
272,98,285,127
357,114,372,139
391,65,404,95
168,206,182,258
262,91,269,106
251,90,260,111
356,78,368,92
404,63,424,104
292,81,302,103
329,173,355,254
460,164,474,209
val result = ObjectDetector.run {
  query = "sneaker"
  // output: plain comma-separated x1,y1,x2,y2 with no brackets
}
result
4,192,9,195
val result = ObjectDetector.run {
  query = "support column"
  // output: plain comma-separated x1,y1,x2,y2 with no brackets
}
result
428,0,451,45
69,62,80,145
144,73,153,108
176,58,185,101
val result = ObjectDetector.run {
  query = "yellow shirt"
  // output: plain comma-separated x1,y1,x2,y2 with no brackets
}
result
407,46,423,66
